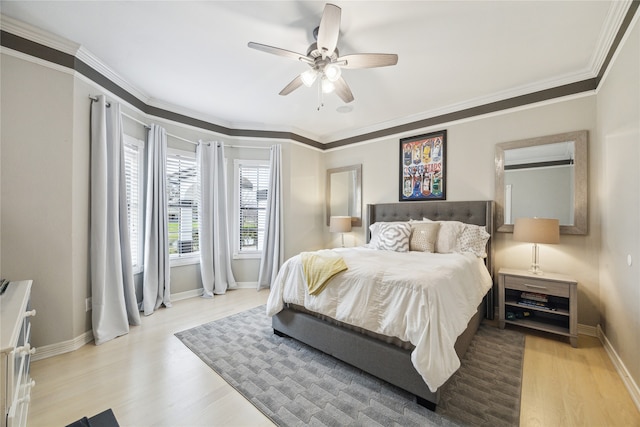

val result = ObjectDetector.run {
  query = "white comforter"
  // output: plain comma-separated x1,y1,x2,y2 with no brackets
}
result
266,247,493,392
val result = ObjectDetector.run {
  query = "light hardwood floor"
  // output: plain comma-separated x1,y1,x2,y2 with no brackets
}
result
28,289,639,426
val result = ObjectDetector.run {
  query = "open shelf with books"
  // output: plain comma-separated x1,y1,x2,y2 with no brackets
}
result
498,268,577,347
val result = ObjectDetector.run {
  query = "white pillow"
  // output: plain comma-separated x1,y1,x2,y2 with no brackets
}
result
456,224,491,257
410,222,440,252
369,222,411,252
367,222,382,248
423,218,465,253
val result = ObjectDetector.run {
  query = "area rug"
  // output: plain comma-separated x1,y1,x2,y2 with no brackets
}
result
175,306,524,427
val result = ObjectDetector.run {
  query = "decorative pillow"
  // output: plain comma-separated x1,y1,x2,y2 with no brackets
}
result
409,222,440,252
367,222,381,248
456,224,491,257
373,222,411,252
423,218,465,253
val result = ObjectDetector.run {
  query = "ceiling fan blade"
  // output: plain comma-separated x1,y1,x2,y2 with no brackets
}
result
334,77,354,103
279,75,304,96
248,42,313,64
317,3,341,58
338,53,399,69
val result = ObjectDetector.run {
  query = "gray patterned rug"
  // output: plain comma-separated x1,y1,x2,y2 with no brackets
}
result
175,306,524,426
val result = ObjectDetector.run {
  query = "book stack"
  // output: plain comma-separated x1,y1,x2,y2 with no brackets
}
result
518,291,556,310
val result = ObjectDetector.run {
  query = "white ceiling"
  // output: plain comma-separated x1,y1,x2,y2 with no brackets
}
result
0,1,631,143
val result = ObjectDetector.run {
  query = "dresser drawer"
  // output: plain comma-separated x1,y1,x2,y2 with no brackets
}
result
503,274,570,297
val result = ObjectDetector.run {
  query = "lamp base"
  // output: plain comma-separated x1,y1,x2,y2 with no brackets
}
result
528,264,544,275
529,243,543,275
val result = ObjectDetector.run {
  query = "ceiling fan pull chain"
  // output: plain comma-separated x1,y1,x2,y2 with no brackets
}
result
317,80,323,111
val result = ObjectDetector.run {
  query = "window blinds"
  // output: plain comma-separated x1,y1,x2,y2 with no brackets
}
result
166,150,199,257
238,163,270,253
123,137,144,270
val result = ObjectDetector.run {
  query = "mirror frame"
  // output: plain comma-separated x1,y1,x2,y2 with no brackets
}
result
495,130,588,235
326,164,362,227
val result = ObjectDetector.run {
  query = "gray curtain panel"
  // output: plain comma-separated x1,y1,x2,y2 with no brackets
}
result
141,124,171,315
258,144,283,290
90,95,141,344
197,142,237,297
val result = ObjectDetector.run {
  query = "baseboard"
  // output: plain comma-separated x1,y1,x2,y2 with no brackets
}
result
172,284,256,301
597,324,640,411
171,288,204,301
235,281,258,289
577,323,597,337
32,330,94,361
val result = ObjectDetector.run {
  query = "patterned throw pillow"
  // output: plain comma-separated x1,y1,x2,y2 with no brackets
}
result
375,222,411,252
410,222,440,252
456,224,491,257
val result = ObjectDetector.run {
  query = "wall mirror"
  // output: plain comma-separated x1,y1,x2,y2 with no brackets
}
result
326,164,362,227
495,130,587,235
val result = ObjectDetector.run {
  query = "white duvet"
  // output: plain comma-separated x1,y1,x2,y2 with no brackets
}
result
266,247,493,392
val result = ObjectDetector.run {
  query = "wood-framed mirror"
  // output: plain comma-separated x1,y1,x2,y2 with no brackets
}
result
495,130,588,235
326,164,362,227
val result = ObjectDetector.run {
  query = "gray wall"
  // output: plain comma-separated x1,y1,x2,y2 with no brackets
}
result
595,16,640,395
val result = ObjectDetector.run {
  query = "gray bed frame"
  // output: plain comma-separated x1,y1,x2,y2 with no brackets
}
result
272,200,495,410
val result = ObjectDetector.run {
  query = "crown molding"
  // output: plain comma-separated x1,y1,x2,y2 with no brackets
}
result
0,13,79,55
588,0,633,76
76,46,150,105
322,69,597,145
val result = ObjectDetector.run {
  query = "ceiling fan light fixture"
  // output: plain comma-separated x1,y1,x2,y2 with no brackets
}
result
301,69,318,87
321,77,335,94
324,63,341,82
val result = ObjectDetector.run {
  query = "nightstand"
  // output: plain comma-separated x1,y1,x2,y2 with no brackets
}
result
498,268,577,347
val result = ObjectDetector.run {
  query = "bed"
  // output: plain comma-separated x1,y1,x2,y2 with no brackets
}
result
266,200,495,409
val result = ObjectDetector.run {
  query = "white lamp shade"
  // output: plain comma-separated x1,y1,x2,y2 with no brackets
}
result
513,217,560,244
329,216,352,233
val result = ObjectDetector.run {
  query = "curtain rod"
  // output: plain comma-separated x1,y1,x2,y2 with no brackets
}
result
90,95,197,145
90,95,272,150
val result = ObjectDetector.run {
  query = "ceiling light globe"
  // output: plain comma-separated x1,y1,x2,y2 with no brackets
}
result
301,69,318,87
321,78,335,94
324,64,342,82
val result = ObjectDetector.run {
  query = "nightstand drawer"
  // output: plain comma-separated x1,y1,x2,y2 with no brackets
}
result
502,275,570,297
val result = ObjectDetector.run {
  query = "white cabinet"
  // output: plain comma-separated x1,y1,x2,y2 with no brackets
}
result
1,281,36,427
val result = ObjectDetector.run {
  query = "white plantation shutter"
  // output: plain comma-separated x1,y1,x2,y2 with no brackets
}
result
123,135,144,272
235,160,270,255
166,149,199,258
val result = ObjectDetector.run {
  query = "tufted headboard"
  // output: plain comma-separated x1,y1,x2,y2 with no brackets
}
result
366,200,495,276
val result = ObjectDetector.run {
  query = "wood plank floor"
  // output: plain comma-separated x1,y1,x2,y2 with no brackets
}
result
28,289,639,426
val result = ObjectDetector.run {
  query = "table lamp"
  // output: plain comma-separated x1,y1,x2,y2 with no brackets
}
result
329,216,352,248
513,217,560,275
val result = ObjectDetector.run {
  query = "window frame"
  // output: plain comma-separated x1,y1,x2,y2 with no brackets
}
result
233,159,270,260
166,147,200,266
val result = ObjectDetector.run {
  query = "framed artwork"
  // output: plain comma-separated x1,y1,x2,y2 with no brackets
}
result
399,130,447,201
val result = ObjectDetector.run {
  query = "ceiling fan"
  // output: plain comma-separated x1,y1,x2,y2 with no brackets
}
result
248,3,398,107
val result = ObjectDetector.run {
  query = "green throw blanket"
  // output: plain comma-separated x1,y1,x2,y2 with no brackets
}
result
301,251,348,295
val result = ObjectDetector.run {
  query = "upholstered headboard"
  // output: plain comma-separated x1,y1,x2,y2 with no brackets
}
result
366,200,495,276
366,200,495,319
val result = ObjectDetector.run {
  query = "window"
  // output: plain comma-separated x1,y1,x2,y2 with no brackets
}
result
234,160,270,258
166,148,199,262
123,135,144,273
